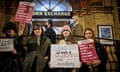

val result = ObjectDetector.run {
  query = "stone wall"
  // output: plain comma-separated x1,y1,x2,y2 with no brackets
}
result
73,6,120,40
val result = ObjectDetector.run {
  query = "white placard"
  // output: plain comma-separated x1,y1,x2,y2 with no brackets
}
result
50,44,81,68
0,39,14,52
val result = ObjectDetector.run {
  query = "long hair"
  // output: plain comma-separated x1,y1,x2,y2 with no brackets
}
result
31,24,44,37
83,28,96,41
61,25,75,43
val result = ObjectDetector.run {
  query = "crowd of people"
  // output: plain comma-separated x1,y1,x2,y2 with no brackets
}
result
0,15,108,72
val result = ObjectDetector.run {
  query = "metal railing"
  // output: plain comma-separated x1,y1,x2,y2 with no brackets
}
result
73,35,120,72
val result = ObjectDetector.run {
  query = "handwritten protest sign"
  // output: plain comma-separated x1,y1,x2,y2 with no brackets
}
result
50,44,81,68
78,39,98,63
0,39,14,52
14,1,35,23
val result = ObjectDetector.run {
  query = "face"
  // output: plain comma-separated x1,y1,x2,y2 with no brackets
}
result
7,29,16,37
69,19,74,25
44,22,49,28
84,30,93,39
62,30,70,37
33,26,42,37
72,16,77,23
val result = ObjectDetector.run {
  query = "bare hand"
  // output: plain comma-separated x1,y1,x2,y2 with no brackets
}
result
12,48,17,54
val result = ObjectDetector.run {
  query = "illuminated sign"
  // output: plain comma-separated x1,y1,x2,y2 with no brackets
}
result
33,11,72,18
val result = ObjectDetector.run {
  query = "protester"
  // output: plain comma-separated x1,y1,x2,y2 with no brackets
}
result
79,28,108,72
0,22,24,72
55,24,76,72
22,24,51,72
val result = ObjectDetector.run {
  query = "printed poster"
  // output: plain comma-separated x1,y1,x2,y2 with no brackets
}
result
0,39,14,52
50,44,81,68
78,39,98,63
14,1,35,23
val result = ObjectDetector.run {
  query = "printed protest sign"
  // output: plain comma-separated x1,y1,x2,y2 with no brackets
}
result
14,1,35,23
0,39,14,52
78,39,98,63
50,44,81,68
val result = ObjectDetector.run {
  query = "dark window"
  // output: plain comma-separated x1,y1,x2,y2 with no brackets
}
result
117,0,120,22
118,9,120,22
75,0,80,3
117,0,120,7
33,0,72,11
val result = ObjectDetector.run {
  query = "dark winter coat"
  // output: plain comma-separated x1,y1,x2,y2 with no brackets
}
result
79,42,108,72
22,36,51,72
0,36,24,72
45,28,56,44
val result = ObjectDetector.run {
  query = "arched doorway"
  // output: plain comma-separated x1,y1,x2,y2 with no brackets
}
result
32,0,73,35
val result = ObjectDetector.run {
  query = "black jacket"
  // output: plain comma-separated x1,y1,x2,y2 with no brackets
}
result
45,28,56,44
95,42,108,64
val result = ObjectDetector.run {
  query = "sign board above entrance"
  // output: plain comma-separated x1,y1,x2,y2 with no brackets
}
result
33,11,72,18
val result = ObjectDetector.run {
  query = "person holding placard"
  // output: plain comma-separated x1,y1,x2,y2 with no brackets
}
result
0,22,24,72
78,28,108,72
51,25,80,72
